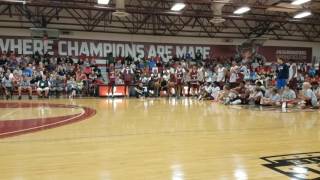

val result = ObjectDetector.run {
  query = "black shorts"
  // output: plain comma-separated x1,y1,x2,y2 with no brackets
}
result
230,82,238,89
5,87,13,92
191,84,199,89
109,80,115,86
288,78,298,90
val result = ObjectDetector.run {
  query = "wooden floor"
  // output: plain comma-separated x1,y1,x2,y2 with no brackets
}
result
0,98,319,180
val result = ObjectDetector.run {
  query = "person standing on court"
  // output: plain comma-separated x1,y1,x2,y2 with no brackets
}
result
121,65,133,97
288,59,298,91
276,58,289,90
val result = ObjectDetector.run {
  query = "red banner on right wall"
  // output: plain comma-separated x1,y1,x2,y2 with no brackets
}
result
211,45,312,63
258,46,312,62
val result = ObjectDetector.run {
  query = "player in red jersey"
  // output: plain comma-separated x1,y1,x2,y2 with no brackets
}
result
168,72,176,97
175,63,185,98
121,65,133,97
151,68,160,97
108,64,116,97
189,65,199,96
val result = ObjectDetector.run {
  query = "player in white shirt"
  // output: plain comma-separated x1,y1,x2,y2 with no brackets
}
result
229,62,239,88
216,64,226,87
175,64,185,98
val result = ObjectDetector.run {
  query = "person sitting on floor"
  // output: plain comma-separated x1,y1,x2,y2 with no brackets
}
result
218,84,238,105
255,81,266,95
281,85,297,108
298,82,318,109
198,82,213,100
264,86,273,99
134,82,144,98
248,87,264,105
217,84,231,103
311,82,320,99
230,81,249,105
260,88,281,106
211,82,221,101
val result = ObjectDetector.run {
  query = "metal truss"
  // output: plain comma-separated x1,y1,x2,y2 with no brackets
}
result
0,0,319,42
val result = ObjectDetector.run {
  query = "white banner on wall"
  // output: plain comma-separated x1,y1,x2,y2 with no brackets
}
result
0,37,211,59
0,36,313,62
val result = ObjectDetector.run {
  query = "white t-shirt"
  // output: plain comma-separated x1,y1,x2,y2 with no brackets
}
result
271,94,281,102
211,72,217,82
289,64,298,81
217,67,225,82
250,91,263,99
282,90,296,100
211,86,220,99
314,87,320,97
303,89,318,106
204,85,212,93
8,73,14,80
162,57,169,63
241,66,250,80
229,67,238,83
197,69,204,82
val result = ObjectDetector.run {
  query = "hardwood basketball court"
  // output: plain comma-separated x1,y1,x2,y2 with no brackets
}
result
0,98,319,179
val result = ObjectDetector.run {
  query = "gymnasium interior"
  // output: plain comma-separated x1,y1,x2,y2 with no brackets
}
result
0,0,320,179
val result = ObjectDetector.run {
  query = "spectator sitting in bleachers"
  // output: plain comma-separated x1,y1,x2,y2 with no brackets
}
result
18,75,32,100
2,73,13,99
49,73,65,98
22,63,33,78
76,78,84,95
12,71,22,88
66,77,77,99
37,75,51,98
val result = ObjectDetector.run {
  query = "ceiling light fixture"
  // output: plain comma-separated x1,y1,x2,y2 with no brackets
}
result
6,0,26,4
294,11,312,18
291,0,311,5
97,0,110,5
233,6,250,14
171,3,186,11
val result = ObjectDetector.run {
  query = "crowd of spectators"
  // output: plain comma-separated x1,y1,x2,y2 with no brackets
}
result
0,51,104,99
1,49,320,109
106,50,320,109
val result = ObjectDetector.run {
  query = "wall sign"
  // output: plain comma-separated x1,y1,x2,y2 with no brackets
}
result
0,36,313,62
